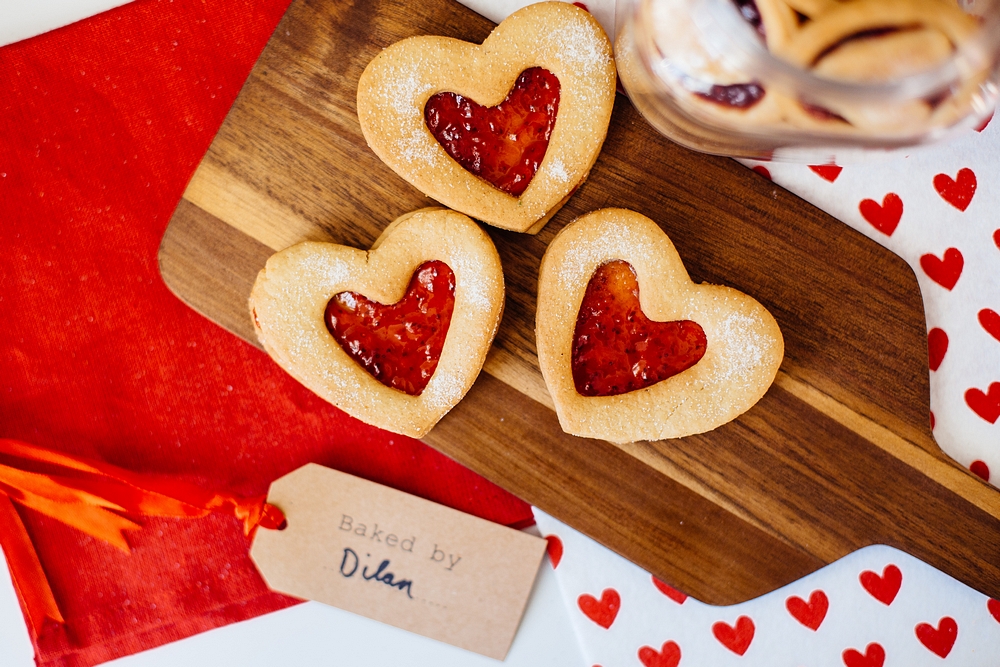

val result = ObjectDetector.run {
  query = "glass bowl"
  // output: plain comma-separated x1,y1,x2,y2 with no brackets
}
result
615,0,1000,161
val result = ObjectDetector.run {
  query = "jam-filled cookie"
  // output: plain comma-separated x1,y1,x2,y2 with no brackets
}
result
624,0,982,143
535,208,783,443
249,208,505,438
357,2,616,234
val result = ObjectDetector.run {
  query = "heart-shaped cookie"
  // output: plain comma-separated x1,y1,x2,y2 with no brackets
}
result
249,208,505,438
536,209,783,443
357,2,615,234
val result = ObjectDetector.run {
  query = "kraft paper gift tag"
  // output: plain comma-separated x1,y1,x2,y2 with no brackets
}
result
251,464,546,660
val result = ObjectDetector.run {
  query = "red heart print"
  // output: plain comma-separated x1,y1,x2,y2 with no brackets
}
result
859,194,902,236
712,616,755,656
545,535,563,569
966,383,1000,424
843,643,885,667
994,229,1000,251
325,261,455,395
927,328,948,371
786,590,829,631
578,588,620,629
976,111,994,132
920,248,963,290
638,641,682,667
652,576,688,604
809,164,843,182
930,411,936,430
424,67,560,197
980,309,1000,343
934,168,977,212
572,260,707,396
752,165,772,181
970,460,990,481
988,598,1000,623
916,617,957,658
860,564,901,605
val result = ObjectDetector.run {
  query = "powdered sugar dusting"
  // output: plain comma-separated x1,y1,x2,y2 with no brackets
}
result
543,17,609,77
557,222,646,290
258,251,352,374
380,62,432,118
300,252,350,290
423,365,465,411
712,309,767,388
549,157,569,183
378,61,438,165
316,354,363,394
395,130,438,165
450,252,493,312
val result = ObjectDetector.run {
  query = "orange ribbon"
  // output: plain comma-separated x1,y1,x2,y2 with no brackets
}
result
0,438,285,641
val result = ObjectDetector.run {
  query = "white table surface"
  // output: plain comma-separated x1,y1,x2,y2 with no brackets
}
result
0,0,133,47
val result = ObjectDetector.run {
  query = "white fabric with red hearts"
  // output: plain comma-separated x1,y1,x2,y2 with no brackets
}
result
744,116,1000,488
534,509,1000,667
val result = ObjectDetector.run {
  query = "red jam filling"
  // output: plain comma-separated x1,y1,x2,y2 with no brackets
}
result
696,0,767,109
571,261,707,397
696,82,766,109
424,67,560,197
325,261,455,396
696,0,767,110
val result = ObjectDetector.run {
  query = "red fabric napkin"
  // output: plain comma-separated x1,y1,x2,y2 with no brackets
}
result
0,0,532,664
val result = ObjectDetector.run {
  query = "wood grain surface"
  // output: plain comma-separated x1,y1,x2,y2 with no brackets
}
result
158,0,1000,605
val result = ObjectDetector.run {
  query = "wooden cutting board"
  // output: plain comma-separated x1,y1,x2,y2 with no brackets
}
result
158,0,1000,605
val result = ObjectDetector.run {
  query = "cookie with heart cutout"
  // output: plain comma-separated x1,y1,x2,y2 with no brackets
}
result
535,208,783,443
356,2,615,235
249,208,505,438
